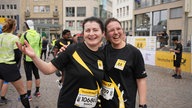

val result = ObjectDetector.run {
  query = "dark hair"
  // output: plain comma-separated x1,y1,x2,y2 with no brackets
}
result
82,17,104,33
62,29,70,36
172,36,178,41
104,17,121,33
2,18,16,33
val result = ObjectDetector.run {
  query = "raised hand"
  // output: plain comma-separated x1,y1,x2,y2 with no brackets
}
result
16,40,36,59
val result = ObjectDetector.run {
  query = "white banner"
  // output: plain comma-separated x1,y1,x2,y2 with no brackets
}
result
127,36,156,51
140,50,156,66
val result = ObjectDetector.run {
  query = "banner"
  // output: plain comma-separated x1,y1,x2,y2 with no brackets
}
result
127,36,156,51
155,51,191,72
140,50,156,65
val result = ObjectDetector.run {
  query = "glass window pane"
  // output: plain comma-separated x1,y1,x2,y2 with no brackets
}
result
66,7,75,17
153,11,160,25
160,10,167,21
77,7,86,17
170,7,182,18
94,7,98,17
153,0,161,5
65,20,75,30
40,6,45,12
45,6,50,12
34,6,39,13
76,20,83,30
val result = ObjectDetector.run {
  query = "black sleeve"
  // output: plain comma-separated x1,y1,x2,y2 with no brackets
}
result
51,44,75,71
14,49,22,64
134,48,147,79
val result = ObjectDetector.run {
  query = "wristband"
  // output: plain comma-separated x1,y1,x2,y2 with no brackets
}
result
139,104,147,108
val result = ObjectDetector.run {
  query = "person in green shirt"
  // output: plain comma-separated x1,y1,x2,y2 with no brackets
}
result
0,18,30,108
20,20,42,101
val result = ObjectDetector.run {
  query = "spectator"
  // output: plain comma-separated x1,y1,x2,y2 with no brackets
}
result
20,20,42,101
170,36,183,79
0,18,30,108
40,36,48,61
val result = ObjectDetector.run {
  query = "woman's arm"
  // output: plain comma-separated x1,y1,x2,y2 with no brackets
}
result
16,40,57,75
137,78,147,107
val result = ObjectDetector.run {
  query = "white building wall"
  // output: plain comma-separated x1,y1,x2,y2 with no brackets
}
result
63,0,100,35
112,0,134,35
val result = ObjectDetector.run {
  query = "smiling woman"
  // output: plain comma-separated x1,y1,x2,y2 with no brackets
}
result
100,17,147,108
16,17,105,108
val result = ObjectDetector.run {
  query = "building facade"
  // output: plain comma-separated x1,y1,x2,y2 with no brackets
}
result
0,0,113,39
22,0,63,40
0,0,63,40
62,0,112,35
133,0,191,50
0,0,21,34
112,0,134,36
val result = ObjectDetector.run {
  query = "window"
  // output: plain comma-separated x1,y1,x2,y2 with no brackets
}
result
76,20,83,30
120,8,122,17
55,6,58,11
66,20,75,30
34,6,39,13
34,20,38,24
33,5,50,13
153,0,161,5
40,6,45,12
7,5,9,9
153,11,160,25
54,19,59,24
153,10,167,26
10,5,13,9
135,13,151,36
14,4,17,9
162,0,171,3
2,5,4,9
40,19,44,24
66,7,75,17
47,19,52,24
126,6,129,16
45,6,50,12
94,7,98,17
170,7,182,18
123,7,125,17
117,9,119,17
77,7,86,17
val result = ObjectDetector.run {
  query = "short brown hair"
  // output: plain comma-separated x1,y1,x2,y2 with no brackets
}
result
104,17,121,33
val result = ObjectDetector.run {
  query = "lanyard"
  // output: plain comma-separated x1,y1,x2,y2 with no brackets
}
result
72,51,100,94
109,77,125,108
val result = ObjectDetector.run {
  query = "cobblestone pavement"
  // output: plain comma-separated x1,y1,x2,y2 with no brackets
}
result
0,59,192,108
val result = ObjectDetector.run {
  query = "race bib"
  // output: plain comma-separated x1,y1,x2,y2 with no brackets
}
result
75,88,98,107
101,80,114,100
114,59,126,70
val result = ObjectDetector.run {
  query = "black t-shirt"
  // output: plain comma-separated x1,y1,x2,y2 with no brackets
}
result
51,42,104,108
101,44,147,108
54,38,73,49
42,39,48,50
174,43,182,60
